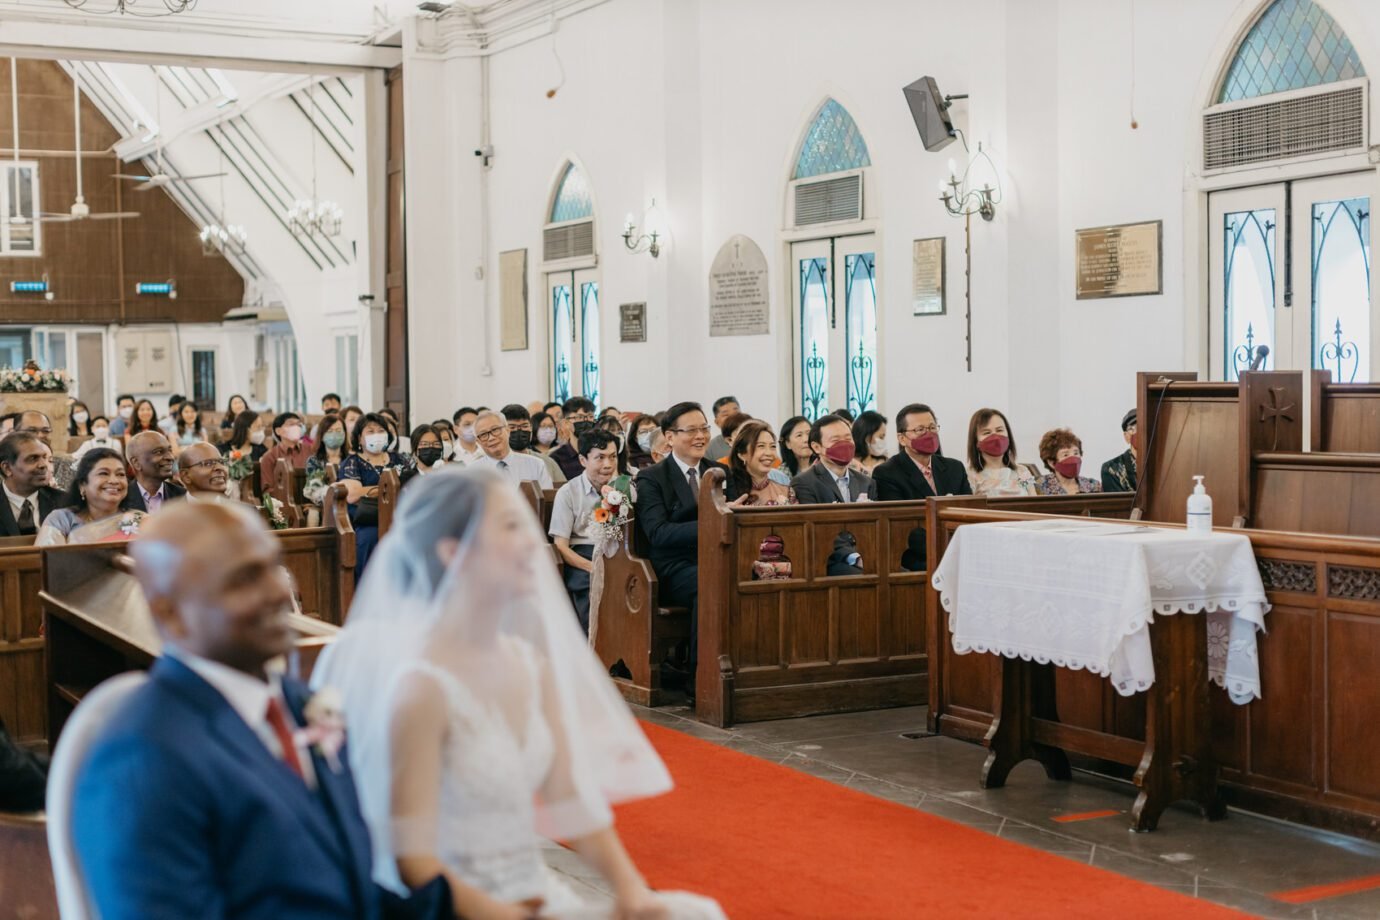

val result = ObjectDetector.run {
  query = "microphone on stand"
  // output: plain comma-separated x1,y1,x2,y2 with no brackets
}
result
1248,344,1270,372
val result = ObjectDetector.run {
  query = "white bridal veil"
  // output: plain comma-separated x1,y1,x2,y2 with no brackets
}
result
311,466,672,892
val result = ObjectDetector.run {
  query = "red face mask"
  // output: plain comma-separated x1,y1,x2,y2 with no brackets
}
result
977,434,1009,458
910,432,940,456
824,441,856,465
1054,455,1082,479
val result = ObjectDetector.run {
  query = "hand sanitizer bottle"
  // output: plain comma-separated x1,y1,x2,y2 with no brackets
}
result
1186,475,1213,533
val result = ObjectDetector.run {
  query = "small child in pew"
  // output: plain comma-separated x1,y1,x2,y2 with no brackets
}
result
548,427,620,634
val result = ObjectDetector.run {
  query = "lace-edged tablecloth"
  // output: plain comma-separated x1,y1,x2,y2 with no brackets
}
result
930,520,1270,704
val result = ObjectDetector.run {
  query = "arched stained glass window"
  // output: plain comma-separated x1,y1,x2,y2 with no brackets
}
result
1218,0,1365,103
793,99,871,180
549,163,593,223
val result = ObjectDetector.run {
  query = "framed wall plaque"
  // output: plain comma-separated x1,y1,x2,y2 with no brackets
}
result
498,248,528,351
619,303,647,343
1075,220,1162,299
911,236,946,315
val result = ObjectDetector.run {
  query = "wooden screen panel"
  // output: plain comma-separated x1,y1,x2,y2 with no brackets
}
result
882,581,925,658
887,517,925,572
1326,609,1380,801
1052,669,1107,732
785,588,830,665
811,518,882,577
0,549,44,742
1246,604,1317,787
735,521,807,583
1143,395,1240,525
1253,464,1380,537
836,583,882,661
732,592,783,671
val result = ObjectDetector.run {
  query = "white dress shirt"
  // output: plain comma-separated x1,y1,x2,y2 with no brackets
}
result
469,450,553,489
167,646,317,788
829,467,853,503
548,472,601,546
3,482,41,525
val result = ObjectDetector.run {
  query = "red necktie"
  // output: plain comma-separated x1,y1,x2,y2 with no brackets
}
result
265,697,305,780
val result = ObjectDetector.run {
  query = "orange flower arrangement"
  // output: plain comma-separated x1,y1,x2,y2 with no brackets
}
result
592,506,611,524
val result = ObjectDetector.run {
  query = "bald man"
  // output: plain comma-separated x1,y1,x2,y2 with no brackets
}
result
70,502,452,920
176,441,233,502
121,430,185,513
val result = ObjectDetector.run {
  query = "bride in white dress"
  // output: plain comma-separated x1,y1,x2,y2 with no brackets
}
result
313,468,724,920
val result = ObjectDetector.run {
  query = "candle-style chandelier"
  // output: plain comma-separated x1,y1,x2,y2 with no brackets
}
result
62,0,198,14
284,78,343,239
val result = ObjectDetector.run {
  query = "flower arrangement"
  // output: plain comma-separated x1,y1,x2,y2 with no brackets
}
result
261,493,289,530
297,686,346,773
226,449,255,482
0,364,69,393
590,473,637,555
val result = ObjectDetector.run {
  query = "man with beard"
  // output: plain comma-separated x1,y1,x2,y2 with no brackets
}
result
121,430,186,513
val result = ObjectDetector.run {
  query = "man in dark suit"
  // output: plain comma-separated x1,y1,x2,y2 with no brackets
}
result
872,403,972,570
791,414,878,504
634,401,714,702
120,430,185,513
0,432,65,537
72,501,450,920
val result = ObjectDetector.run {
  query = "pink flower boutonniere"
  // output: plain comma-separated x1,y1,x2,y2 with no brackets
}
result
296,686,347,773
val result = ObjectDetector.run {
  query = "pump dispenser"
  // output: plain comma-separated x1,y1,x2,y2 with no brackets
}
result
1186,475,1213,534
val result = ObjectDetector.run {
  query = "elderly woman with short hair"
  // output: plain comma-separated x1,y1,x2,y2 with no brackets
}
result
1034,428,1103,495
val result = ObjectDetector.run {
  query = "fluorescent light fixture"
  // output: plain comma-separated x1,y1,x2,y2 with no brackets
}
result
135,281,176,298
11,280,47,293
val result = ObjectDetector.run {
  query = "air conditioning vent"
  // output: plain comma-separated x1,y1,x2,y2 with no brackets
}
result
793,173,863,226
1203,84,1366,172
543,219,594,262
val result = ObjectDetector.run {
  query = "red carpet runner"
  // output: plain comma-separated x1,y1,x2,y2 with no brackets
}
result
614,722,1250,919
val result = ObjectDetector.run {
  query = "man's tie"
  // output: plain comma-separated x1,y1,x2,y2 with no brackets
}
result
16,499,35,535
265,697,305,781
497,459,508,471
686,467,700,499
837,475,852,503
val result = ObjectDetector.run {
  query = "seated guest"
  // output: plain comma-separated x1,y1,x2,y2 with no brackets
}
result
0,412,16,437
72,415,123,460
648,428,670,465
124,398,160,447
0,432,63,536
176,442,235,502
221,410,268,465
37,448,146,545
549,397,595,480
321,391,342,414
532,411,559,456
304,414,350,505
339,413,409,577
627,413,660,471
726,420,795,506
341,404,365,440
451,406,482,464
121,431,185,513
467,410,553,488
715,412,752,466
68,400,94,440
16,410,75,490
108,393,135,437
400,424,445,489
597,414,630,475
157,394,184,435
171,399,208,458
600,405,622,423
791,414,876,504
875,404,971,501
431,419,457,462
0,713,46,811
965,407,1039,496
549,428,620,634
1035,428,1103,495
220,394,250,431
705,395,740,463
72,501,451,919
543,400,564,426
637,401,715,702
379,407,411,454
834,407,855,423
501,403,566,485
258,411,310,485
775,415,814,485
851,410,889,475
525,400,546,419
1101,409,1138,493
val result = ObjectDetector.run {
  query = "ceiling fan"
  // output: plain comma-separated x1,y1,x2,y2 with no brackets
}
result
20,62,140,224
112,75,224,192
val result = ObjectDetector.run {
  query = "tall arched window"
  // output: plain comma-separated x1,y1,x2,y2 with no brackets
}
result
1206,1,1373,383
788,99,878,420
544,161,600,408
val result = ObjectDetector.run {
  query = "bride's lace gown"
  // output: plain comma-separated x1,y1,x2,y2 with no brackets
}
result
401,653,724,920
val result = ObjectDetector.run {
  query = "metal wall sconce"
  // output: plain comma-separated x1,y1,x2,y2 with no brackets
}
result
622,198,662,258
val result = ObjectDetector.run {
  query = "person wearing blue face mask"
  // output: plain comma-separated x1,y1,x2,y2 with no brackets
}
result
304,414,350,505
170,399,208,460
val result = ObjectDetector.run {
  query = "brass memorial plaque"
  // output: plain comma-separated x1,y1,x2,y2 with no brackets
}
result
912,237,946,316
1075,220,1162,299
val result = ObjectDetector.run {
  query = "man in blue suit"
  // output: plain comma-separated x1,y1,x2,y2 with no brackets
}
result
71,501,451,920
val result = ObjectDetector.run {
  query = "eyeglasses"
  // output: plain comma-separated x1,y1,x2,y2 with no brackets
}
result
902,424,940,436
185,457,228,470
565,413,593,423
671,426,712,436
508,422,532,432
475,427,508,442
18,426,53,437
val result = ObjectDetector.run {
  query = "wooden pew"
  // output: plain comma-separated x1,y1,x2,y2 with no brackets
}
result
925,500,1380,842
42,543,339,748
271,457,309,527
377,468,401,539
1311,369,1380,452
0,535,42,743
0,812,56,919
277,483,357,626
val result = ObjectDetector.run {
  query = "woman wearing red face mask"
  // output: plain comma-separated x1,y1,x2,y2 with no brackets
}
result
965,408,1039,497
1034,428,1103,495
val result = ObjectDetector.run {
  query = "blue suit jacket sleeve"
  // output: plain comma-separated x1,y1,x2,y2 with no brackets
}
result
74,735,226,920
636,465,697,551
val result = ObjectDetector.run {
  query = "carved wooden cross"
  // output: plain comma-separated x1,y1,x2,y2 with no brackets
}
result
1258,386,1296,450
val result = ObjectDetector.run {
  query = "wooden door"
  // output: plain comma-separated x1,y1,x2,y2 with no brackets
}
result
384,66,408,419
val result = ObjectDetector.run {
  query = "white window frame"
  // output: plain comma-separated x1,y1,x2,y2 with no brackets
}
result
0,160,42,256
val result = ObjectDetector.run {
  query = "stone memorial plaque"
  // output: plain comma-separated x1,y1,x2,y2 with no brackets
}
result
708,234,770,337
1075,220,1162,299
912,237,946,315
620,303,646,343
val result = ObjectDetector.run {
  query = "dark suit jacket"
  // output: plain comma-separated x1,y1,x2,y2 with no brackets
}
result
119,479,186,513
790,462,877,504
0,485,66,536
872,452,972,502
634,455,715,572
73,657,450,920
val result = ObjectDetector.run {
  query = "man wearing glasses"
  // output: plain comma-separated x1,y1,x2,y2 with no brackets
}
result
16,410,76,491
635,401,716,704
176,441,236,502
872,403,971,571
548,397,596,480
467,410,553,489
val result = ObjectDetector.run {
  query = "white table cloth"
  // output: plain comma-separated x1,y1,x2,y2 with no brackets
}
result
931,520,1270,704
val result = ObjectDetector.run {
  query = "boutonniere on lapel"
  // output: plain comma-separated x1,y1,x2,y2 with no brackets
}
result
296,686,347,773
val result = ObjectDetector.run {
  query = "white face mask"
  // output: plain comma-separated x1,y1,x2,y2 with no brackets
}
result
249,429,266,445
459,424,477,444
869,439,888,459
92,426,109,439
442,441,455,459
364,433,390,454
281,424,303,443
119,406,134,419
637,431,655,453
537,427,557,446
73,411,89,424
